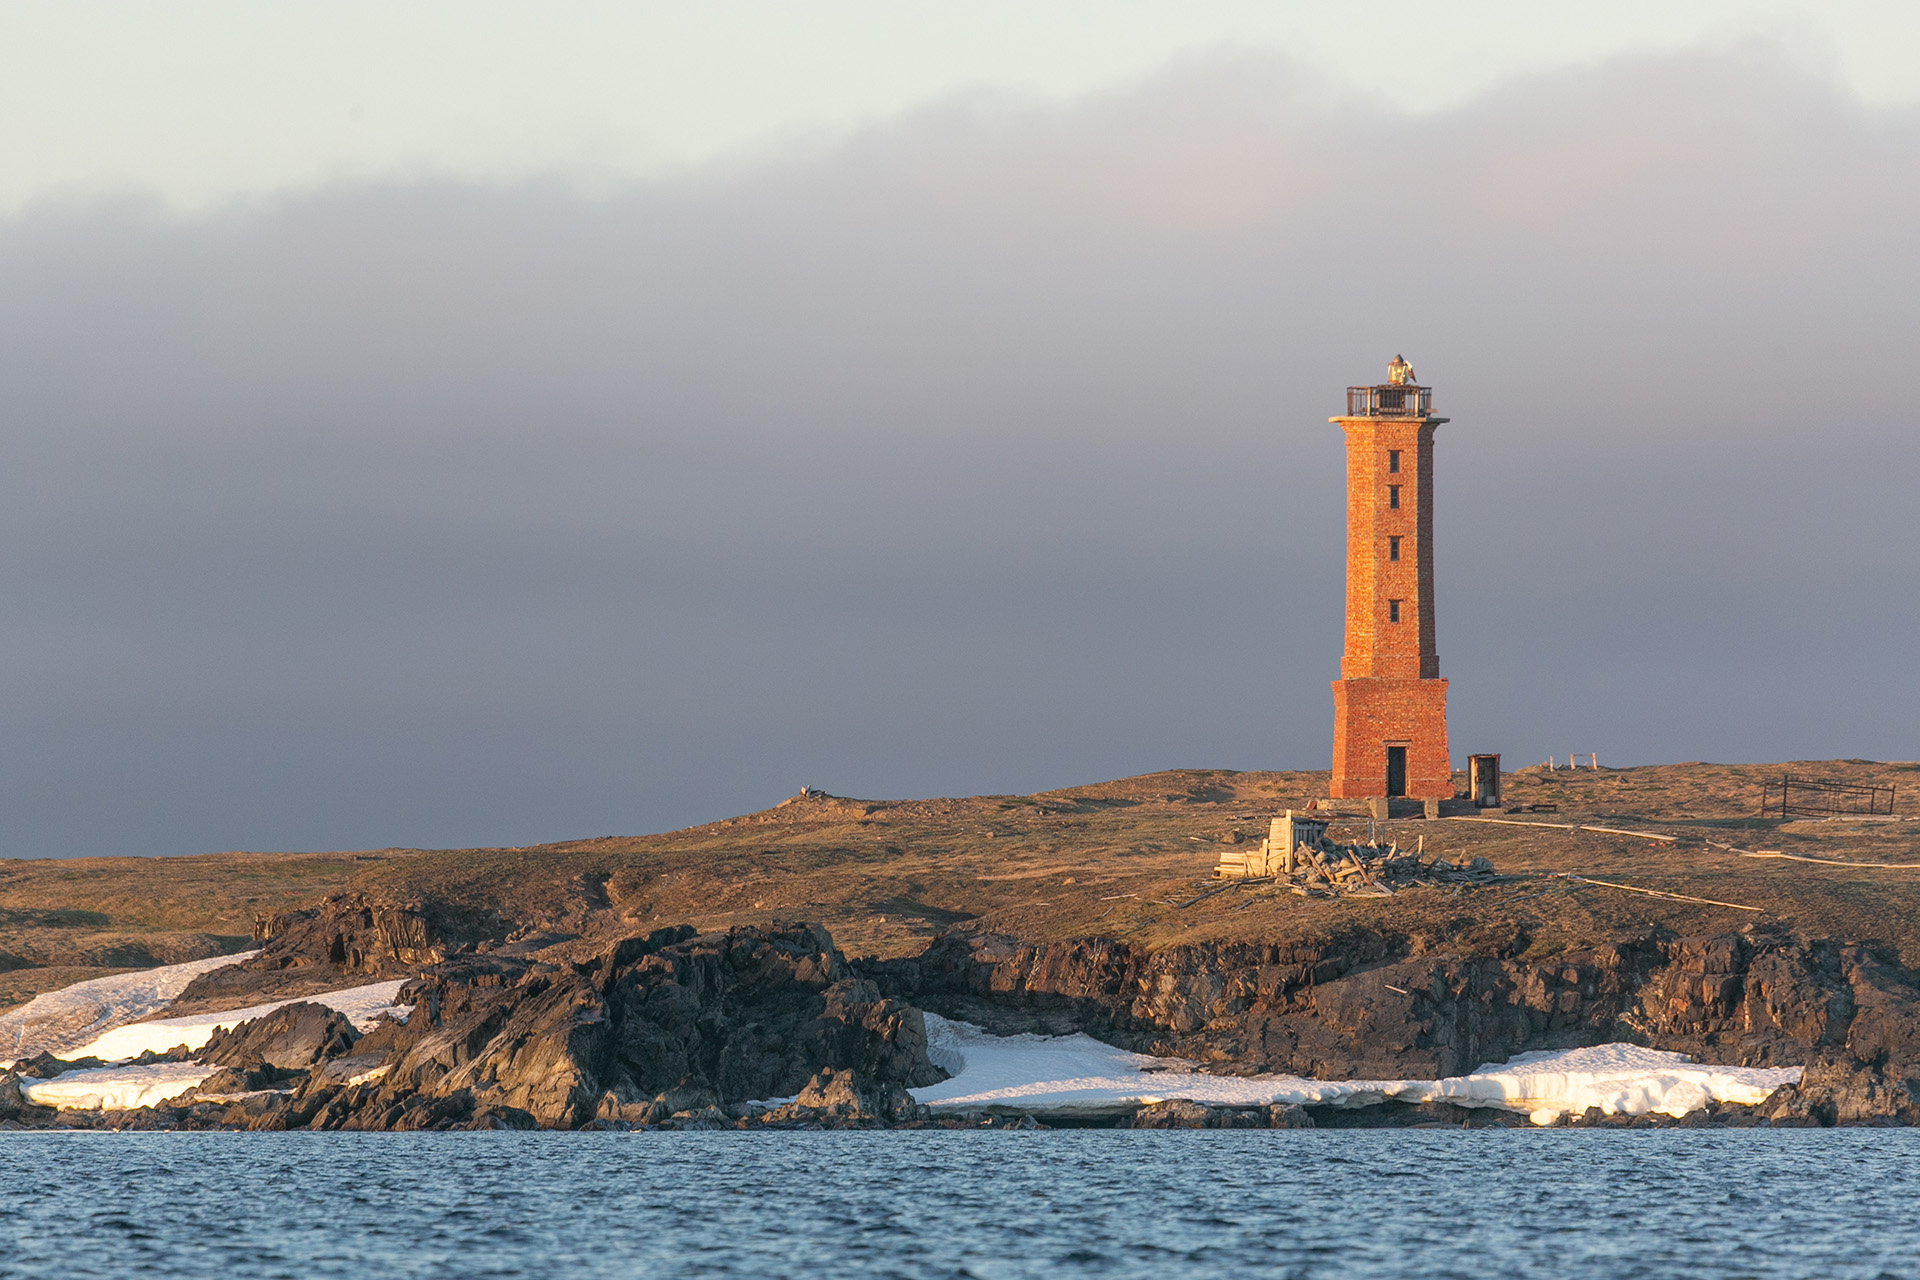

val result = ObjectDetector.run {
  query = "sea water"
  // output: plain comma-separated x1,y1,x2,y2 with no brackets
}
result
2,1129,1915,1279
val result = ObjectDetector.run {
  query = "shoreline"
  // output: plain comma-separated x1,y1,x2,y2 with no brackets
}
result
2,949,1824,1133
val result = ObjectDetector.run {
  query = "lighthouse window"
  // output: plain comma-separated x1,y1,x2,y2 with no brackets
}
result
1388,485,1400,509
1389,599,1402,622
1389,536,1401,561
1388,450,1401,474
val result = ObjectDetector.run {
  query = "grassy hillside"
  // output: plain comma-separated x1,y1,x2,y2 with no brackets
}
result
5,759,1919,1012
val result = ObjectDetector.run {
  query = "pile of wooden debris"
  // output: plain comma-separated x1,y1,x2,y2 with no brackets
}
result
1215,810,1496,899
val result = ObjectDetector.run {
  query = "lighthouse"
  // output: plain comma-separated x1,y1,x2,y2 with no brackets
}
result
1328,356,1451,802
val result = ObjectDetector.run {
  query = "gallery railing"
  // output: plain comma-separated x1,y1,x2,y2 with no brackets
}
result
1346,384,1434,417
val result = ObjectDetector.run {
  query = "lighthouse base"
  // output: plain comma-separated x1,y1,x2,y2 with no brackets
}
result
1329,677,1451,801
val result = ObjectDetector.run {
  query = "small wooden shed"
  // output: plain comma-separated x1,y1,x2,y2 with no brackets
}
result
1469,754,1502,808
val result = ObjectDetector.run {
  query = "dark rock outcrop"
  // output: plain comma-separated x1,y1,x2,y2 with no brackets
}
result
130,1045,198,1065
6,1051,108,1078
243,923,943,1131
0,1069,55,1125
198,1003,361,1070
172,894,504,1010
188,1063,303,1096
871,926,1920,1087
1757,1058,1920,1127
1127,1100,1313,1129
755,1067,929,1127
248,894,455,968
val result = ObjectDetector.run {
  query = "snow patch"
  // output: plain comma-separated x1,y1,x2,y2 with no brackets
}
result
21,978,415,1111
0,952,259,1064
1410,1043,1797,1123
911,1015,1801,1124
66,979,411,1064
22,1063,218,1112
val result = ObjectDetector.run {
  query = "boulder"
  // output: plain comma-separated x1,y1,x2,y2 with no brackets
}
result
602,1078,723,1126
662,1104,731,1131
390,1089,477,1131
468,1106,538,1131
759,1067,928,1126
129,1045,197,1065
1127,1099,1270,1129
187,1064,300,1096
1129,1099,1217,1129
198,1003,361,1070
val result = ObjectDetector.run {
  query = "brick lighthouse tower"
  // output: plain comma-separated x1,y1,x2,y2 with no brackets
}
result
1328,356,1451,802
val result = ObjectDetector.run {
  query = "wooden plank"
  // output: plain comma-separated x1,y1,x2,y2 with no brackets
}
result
1704,840,1920,870
1558,875,1759,912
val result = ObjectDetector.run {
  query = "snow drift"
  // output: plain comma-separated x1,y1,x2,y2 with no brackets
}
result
20,979,412,1112
912,1015,1802,1125
66,979,411,1063
21,1062,224,1112
0,951,259,1064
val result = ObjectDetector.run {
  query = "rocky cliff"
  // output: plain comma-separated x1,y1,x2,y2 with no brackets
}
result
10,913,1920,1131
868,923,1920,1124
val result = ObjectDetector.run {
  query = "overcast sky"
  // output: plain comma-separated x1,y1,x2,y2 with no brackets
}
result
2,5,1917,856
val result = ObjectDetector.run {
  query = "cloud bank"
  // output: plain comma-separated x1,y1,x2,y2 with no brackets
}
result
1,49,1915,856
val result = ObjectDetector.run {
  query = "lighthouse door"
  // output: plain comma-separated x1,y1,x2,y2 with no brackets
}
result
1385,746,1407,797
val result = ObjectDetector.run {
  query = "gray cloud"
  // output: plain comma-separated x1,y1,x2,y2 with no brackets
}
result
1,48,1915,856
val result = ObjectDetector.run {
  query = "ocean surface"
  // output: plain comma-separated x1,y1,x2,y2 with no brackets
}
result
3,1129,1915,1279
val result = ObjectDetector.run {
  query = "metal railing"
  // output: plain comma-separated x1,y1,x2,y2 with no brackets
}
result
1346,384,1433,417
1760,775,1896,819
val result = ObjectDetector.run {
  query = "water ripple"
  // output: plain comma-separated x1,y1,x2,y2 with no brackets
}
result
2,1130,1917,1279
